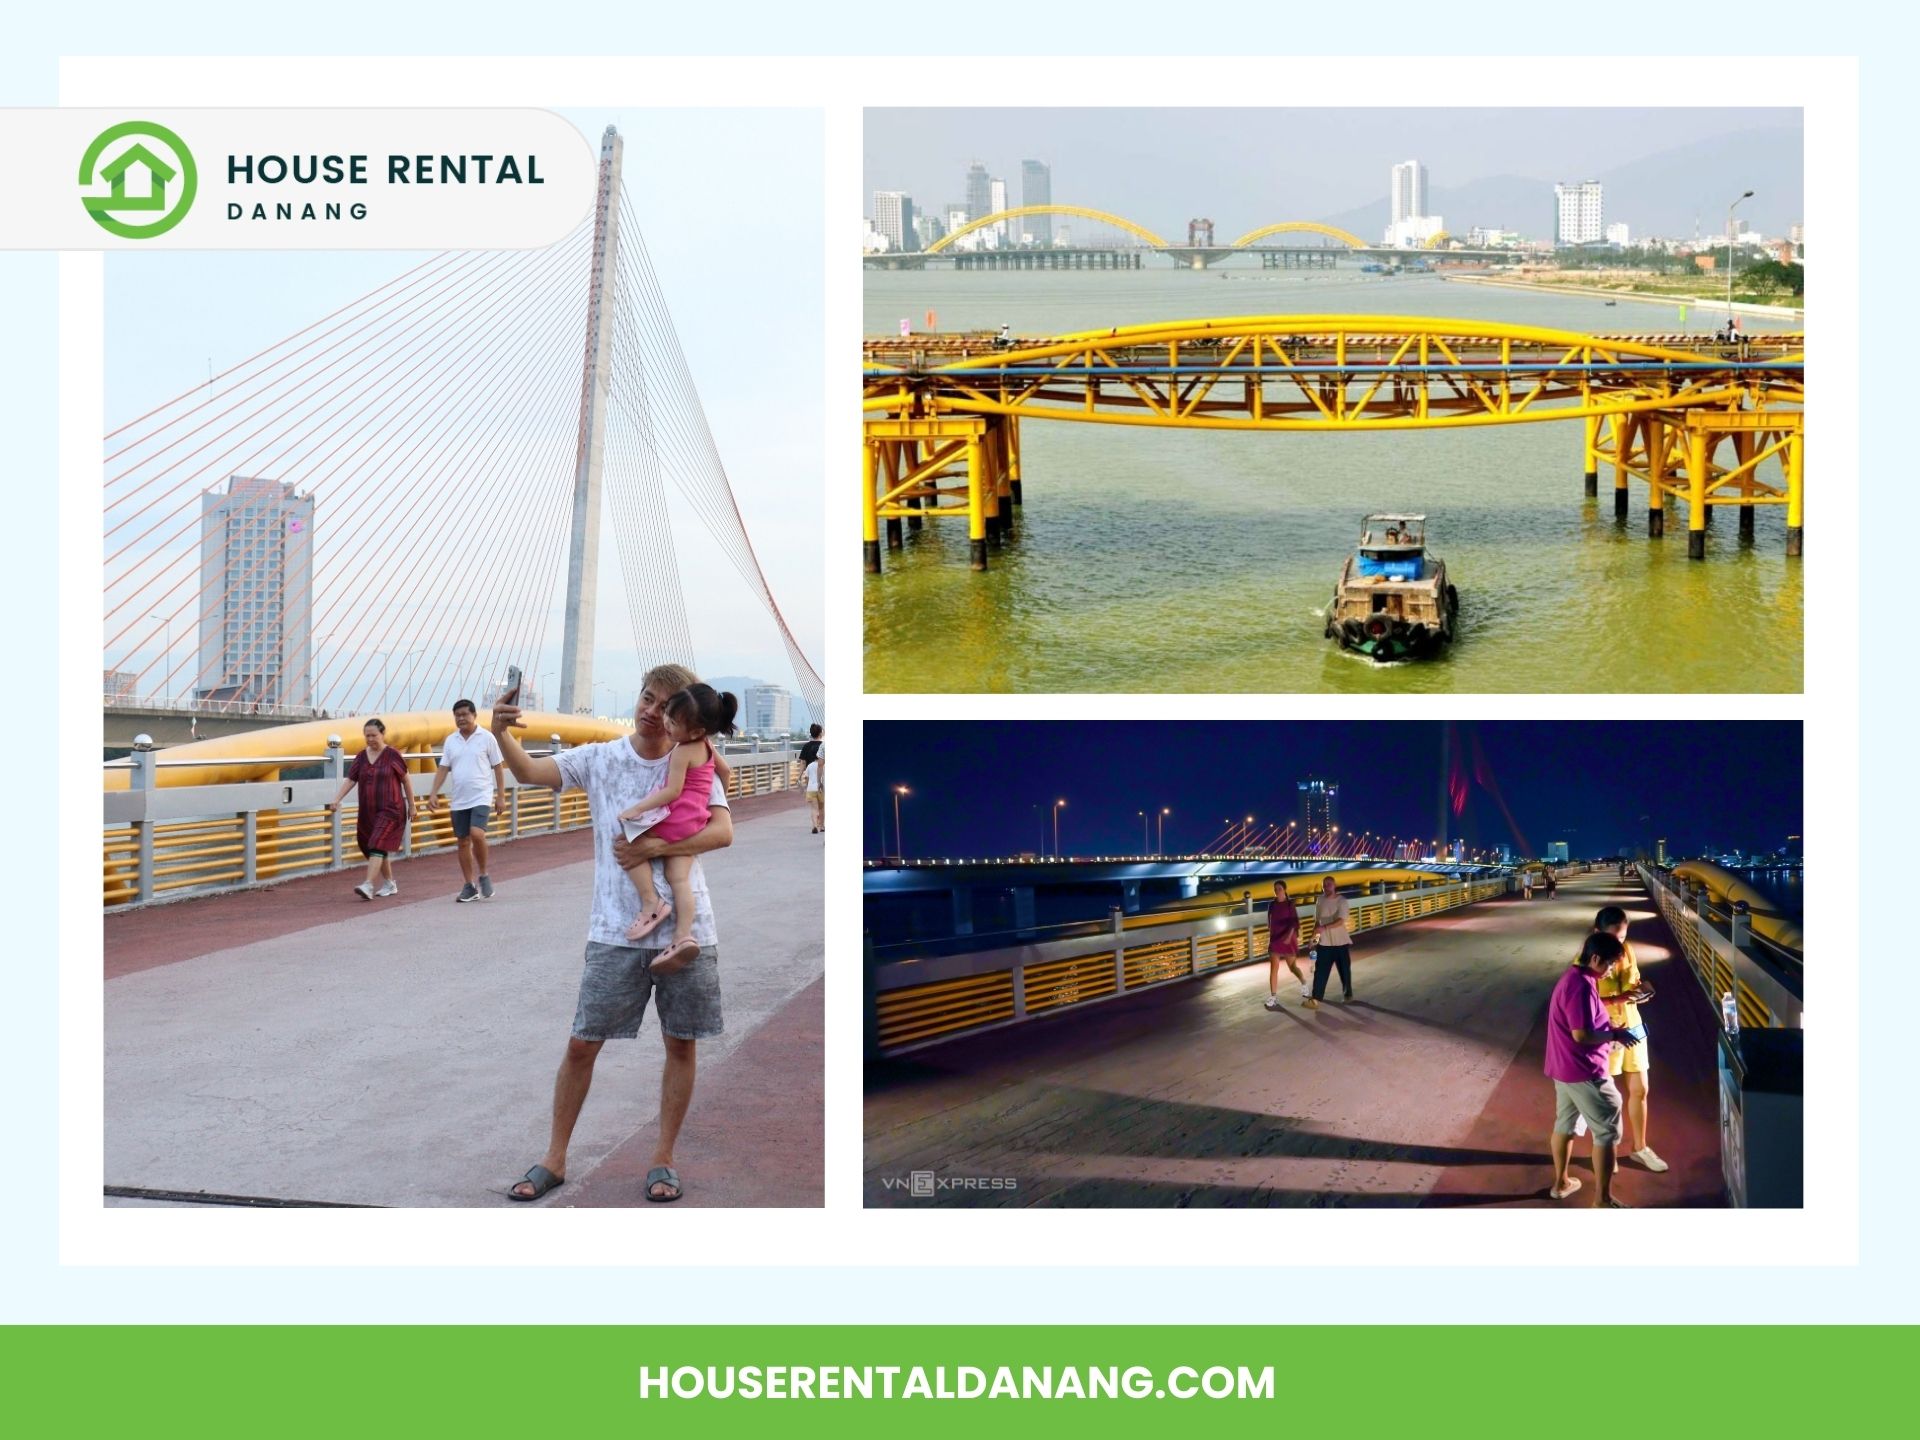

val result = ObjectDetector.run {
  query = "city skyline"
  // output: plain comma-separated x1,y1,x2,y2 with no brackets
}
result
864,107,1802,243
865,721,1802,861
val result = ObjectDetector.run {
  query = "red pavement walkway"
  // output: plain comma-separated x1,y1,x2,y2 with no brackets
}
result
865,873,1728,1208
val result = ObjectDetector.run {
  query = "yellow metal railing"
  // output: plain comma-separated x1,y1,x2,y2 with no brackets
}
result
1642,871,1775,1028
872,876,1512,1055
105,756,801,908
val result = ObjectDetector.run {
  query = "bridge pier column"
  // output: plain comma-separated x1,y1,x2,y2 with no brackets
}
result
1610,413,1630,520
1120,879,1142,915
1180,875,1199,900
966,431,989,571
1012,886,1036,936
862,439,881,573
904,439,924,531
950,886,974,937
1786,429,1804,555
1687,428,1708,560
1582,412,1599,496
1646,417,1666,538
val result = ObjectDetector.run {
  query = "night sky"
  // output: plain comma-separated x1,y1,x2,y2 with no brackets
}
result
864,721,1802,862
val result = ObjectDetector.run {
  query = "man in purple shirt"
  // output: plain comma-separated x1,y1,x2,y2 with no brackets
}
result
1545,930,1642,1206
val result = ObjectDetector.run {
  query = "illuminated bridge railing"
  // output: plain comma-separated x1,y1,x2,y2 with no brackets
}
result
1636,864,1801,1029
868,877,1509,1057
103,745,801,909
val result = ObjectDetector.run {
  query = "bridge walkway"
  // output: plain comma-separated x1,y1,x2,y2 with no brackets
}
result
864,873,1723,1207
104,792,822,1208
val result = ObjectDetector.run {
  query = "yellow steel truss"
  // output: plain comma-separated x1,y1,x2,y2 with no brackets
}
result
925,205,1168,254
862,316,1805,569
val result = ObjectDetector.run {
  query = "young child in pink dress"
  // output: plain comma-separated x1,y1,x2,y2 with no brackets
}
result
619,684,738,973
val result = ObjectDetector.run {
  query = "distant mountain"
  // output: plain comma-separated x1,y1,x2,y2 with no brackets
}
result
1319,126,1803,242
1322,174,1552,243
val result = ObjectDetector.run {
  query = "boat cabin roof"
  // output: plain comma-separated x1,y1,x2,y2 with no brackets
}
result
1360,513,1427,551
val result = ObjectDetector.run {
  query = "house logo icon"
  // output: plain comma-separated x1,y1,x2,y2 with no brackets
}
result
78,121,198,238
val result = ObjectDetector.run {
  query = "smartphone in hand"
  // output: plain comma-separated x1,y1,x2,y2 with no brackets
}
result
502,665,523,707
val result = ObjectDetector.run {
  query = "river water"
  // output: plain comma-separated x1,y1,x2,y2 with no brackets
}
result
863,265,1803,694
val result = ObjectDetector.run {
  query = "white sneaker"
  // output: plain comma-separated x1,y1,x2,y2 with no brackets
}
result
1631,1147,1670,1173
376,881,398,898
1263,996,1282,1011
353,883,374,901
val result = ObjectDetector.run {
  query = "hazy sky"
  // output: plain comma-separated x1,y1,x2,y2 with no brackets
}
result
866,107,1801,237
106,107,823,710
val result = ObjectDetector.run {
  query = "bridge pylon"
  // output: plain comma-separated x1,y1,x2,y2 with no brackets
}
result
559,125,622,714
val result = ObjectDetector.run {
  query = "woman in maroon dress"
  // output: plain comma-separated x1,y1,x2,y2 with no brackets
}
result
325,718,414,900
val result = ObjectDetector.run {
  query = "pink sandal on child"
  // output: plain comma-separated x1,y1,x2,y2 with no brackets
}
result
626,902,672,942
648,936,700,977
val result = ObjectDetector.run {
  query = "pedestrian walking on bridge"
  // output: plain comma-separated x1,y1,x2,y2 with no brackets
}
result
1306,874,1354,1008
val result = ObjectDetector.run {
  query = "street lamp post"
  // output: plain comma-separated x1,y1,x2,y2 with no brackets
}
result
1139,809,1148,853
1726,189,1754,333
893,785,909,859
1158,807,1170,856
1054,798,1066,858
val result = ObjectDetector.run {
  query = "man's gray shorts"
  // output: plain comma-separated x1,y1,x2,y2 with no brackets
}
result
1553,1077,1623,1146
571,940,723,1042
451,805,490,839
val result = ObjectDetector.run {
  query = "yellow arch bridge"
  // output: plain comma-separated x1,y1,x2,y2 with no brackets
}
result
871,207,1462,269
861,316,1805,571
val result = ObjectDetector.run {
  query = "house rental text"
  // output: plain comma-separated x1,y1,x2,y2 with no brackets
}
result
226,154,547,184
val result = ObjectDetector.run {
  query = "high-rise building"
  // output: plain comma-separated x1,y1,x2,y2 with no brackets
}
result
988,177,1008,244
1547,841,1570,864
1021,159,1052,245
1385,160,1443,248
744,685,793,736
196,475,314,708
1391,160,1428,226
1605,222,1631,247
872,191,915,253
964,161,992,222
1298,776,1339,853
1554,181,1605,246
103,668,137,701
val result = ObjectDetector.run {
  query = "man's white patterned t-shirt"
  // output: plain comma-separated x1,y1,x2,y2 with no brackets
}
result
553,736,727,948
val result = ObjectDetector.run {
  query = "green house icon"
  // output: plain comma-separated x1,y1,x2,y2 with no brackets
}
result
79,120,198,238
94,142,178,213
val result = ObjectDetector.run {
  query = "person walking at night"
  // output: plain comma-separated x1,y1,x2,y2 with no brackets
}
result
1306,874,1354,1008
324,718,413,901
1545,869,1558,899
1263,880,1307,1010
1521,869,1534,900
1593,904,1667,1173
1545,929,1643,1206
422,699,506,902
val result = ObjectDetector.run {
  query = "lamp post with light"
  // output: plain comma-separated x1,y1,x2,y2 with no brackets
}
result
1726,189,1753,334
893,785,909,859
1054,798,1067,858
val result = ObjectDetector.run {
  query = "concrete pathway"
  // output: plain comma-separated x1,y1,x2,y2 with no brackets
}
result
105,794,823,1207
864,874,1723,1208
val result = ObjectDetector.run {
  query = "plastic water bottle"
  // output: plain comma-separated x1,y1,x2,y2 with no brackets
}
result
1721,990,1739,1035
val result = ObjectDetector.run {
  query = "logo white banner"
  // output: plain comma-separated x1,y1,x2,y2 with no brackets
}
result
5,108,598,249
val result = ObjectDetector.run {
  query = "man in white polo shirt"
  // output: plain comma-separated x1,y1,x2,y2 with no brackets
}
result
492,663,733,1205
423,698,506,902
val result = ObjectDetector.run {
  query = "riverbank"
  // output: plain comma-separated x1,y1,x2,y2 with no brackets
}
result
1442,272,1803,325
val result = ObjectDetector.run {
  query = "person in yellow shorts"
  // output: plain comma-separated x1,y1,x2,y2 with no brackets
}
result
1593,904,1668,1173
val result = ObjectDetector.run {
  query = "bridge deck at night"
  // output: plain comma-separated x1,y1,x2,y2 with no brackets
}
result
865,873,1726,1208
104,793,822,1208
